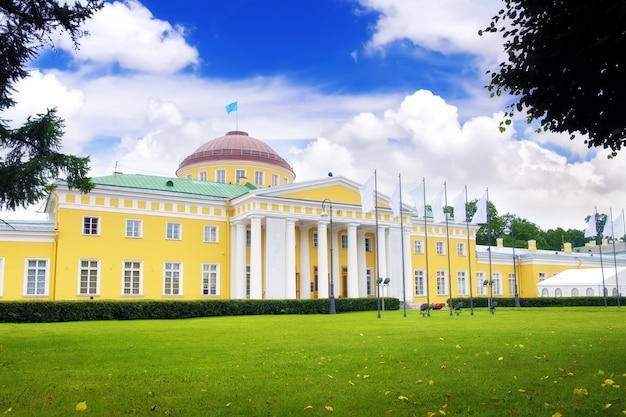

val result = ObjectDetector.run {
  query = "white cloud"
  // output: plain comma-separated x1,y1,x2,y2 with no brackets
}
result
57,0,199,74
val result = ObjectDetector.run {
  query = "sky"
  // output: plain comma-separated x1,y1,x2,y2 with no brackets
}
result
3,0,624,231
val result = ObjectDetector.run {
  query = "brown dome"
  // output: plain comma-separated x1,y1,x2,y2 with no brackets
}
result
178,131,294,173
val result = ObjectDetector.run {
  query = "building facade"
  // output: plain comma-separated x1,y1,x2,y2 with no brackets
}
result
1,131,625,304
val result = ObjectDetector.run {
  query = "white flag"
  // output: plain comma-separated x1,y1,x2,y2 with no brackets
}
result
471,192,488,224
584,213,597,238
452,191,467,223
612,211,625,239
431,187,446,223
409,184,425,218
390,183,401,218
359,174,376,213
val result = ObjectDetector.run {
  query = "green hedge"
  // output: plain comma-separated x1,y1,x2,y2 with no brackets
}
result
0,297,399,323
450,296,623,308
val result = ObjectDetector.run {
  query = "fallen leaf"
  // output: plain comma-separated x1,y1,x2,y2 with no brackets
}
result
427,412,436,417
552,413,563,417
439,410,446,416
304,405,313,410
348,380,355,386
573,388,588,395
428,379,435,385
604,379,616,386
498,357,504,361
75,401,87,411
398,395,408,401
325,405,334,412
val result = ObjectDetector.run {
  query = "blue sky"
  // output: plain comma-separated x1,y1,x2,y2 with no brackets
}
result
4,0,625,231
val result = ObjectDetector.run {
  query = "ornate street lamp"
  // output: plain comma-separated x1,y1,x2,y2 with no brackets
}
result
504,218,521,308
322,199,336,314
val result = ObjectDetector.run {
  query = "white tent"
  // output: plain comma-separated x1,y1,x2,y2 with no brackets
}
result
537,267,626,297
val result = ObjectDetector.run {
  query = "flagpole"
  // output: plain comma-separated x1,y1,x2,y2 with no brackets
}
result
398,174,407,317
374,170,382,319
423,177,431,316
444,182,453,316
464,185,475,315
594,208,608,307
486,188,494,313
610,208,621,308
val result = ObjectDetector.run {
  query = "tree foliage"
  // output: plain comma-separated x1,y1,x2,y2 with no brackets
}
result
481,0,626,155
0,0,104,210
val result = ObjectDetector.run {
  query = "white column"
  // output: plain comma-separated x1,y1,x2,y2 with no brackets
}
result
234,221,247,299
378,225,388,289
230,223,237,299
403,225,413,302
317,220,329,298
285,218,297,299
330,224,339,297
347,223,359,298
357,229,367,297
299,225,311,299
250,216,263,299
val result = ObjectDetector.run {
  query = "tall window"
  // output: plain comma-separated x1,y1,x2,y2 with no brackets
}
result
366,268,373,296
126,219,142,238
476,271,486,296
457,242,466,256
538,272,547,282
202,264,219,297
272,173,279,187
254,171,264,185
414,269,425,296
204,225,218,242
508,273,517,296
79,259,99,296
245,265,250,298
24,259,48,296
436,241,445,255
163,262,181,296
457,271,467,296
215,169,226,183
313,232,318,248
365,237,372,252
83,216,99,235
571,288,579,296
236,169,246,182
492,272,502,295
341,234,348,249
122,261,142,295
414,240,424,254
199,171,208,182
246,229,251,246
436,270,447,295
166,222,181,240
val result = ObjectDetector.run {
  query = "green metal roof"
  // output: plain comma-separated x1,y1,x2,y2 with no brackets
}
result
90,174,255,199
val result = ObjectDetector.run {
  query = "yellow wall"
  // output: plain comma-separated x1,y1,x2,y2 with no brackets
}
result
177,160,295,187
0,240,55,300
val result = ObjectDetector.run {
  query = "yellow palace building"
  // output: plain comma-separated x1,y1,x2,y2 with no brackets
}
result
1,131,624,304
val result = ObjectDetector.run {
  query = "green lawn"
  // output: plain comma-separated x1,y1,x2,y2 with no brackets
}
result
1,307,625,416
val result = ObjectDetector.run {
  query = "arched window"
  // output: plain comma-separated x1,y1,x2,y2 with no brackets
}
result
613,288,618,296
586,288,594,296
555,288,562,297
541,288,549,297
571,288,579,296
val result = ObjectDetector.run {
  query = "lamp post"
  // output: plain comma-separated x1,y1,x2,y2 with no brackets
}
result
504,218,521,308
322,199,336,314
381,278,390,310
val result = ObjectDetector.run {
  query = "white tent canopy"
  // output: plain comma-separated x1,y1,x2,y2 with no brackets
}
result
537,267,626,297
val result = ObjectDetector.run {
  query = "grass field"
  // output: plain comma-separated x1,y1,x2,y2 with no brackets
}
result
1,307,625,416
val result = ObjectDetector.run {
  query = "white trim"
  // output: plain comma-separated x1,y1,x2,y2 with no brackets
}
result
23,258,50,297
77,259,101,296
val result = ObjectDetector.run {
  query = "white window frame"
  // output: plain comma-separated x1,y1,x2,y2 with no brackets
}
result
166,222,182,240
255,171,264,185
24,258,49,296
246,229,251,246
436,270,447,295
538,272,547,282
341,233,348,249
236,169,246,182
271,173,279,187
122,260,142,296
215,169,226,183
313,232,318,248
204,225,218,243
365,237,372,252
202,263,219,296
457,270,467,296
366,268,374,296
125,219,142,238
163,262,182,296
414,269,425,296
245,265,250,298
508,273,517,296
492,272,502,296
199,171,208,182
414,239,424,254
83,216,100,236
436,241,445,255
477,271,486,296
185,174,192,180
78,259,100,296
457,242,466,256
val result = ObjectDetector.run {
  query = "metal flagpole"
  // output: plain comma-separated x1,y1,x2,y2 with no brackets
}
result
610,208,621,308
444,182,453,316
486,188,494,313
398,174,407,317
423,178,431,316
594,208,608,307
464,185,475,315
374,170,382,319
